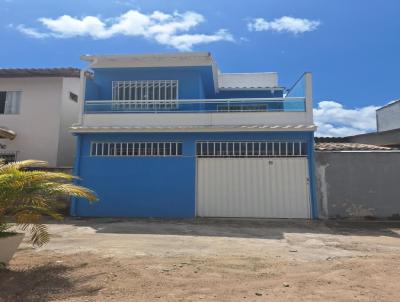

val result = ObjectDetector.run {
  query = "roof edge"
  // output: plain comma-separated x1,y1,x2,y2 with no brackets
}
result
376,99,400,111
81,52,212,62
0,68,81,78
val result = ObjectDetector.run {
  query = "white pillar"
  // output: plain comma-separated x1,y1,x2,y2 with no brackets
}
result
304,72,313,124
77,69,87,125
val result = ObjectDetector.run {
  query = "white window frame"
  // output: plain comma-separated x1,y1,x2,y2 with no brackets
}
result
196,141,307,157
111,80,178,110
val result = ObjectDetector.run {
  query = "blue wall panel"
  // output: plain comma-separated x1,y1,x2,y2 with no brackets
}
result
86,66,214,100
85,67,282,103
73,131,315,218
76,156,195,218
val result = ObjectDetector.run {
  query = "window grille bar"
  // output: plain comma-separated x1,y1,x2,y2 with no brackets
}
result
164,80,167,101
134,82,137,101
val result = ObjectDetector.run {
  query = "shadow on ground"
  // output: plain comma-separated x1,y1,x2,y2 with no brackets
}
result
0,262,102,302
43,217,400,240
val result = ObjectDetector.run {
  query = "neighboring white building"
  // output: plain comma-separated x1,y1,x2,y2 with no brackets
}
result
376,99,400,132
0,68,81,167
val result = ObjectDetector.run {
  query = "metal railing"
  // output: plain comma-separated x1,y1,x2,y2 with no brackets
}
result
84,97,306,113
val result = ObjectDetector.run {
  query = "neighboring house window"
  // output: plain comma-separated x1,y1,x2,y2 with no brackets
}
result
112,80,178,110
0,152,16,163
91,142,183,156
0,91,21,114
196,141,308,157
69,92,78,102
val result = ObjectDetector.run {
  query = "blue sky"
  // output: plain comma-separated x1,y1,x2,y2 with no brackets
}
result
1,0,399,136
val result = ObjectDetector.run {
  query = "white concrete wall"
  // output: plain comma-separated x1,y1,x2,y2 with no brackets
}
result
82,111,313,128
218,73,278,89
57,77,80,166
0,77,78,167
377,101,400,132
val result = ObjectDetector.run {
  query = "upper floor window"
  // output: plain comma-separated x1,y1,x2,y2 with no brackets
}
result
112,80,178,101
0,91,21,115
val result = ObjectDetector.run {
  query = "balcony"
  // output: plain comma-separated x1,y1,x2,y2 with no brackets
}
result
78,73,313,130
84,97,306,114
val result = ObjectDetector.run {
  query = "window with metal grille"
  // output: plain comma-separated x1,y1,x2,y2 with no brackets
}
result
0,152,16,163
196,141,307,157
112,80,178,110
90,142,182,157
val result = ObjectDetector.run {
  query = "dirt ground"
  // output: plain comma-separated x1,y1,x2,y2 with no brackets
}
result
1,218,400,302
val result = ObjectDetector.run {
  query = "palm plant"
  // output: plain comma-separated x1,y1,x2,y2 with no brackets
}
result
0,160,97,246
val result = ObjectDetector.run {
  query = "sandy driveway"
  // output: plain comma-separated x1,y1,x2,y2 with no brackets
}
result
1,218,400,301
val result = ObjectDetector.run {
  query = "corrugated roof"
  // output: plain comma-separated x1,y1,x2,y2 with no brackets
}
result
315,142,395,151
0,68,80,78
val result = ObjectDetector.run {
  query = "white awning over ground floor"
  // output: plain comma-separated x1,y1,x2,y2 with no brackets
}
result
70,124,317,133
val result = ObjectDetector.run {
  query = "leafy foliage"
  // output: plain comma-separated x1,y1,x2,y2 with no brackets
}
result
0,160,97,246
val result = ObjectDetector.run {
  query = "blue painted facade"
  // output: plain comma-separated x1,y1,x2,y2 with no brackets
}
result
85,67,284,101
86,66,213,100
72,131,316,218
73,55,316,218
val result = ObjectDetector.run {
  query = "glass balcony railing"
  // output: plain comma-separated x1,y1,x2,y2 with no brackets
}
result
84,97,306,113
284,72,307,111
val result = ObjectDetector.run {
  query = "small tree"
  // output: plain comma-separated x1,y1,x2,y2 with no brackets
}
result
0,160,97,246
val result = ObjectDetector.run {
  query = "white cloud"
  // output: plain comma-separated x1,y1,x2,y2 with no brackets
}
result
314,101,378,137
248,16,320,34
16,10,234,50
15,25,50,38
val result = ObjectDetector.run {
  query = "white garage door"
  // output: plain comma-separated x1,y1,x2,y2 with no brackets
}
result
197,157,311,218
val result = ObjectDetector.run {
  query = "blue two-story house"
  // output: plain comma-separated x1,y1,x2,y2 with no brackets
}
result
71,52,317,219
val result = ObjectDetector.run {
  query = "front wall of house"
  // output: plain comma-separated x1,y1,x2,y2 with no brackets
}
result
73,131,316,218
